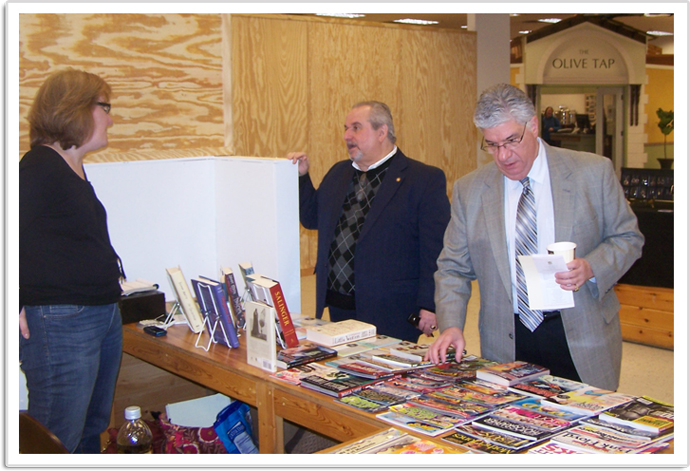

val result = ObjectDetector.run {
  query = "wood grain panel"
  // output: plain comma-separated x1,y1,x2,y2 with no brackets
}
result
18,13,224,157
231,15,309,157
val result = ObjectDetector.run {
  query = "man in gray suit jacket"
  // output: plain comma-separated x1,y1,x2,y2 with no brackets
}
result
426,84,643,391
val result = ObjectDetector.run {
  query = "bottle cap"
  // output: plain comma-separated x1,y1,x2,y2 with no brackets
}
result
124,406,142,420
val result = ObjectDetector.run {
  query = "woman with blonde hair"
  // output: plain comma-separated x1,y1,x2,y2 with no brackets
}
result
20,69,124,453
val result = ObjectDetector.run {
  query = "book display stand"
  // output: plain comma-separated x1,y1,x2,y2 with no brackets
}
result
194,290,232,352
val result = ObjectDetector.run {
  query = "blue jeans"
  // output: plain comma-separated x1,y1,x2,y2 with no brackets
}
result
20,303,123,453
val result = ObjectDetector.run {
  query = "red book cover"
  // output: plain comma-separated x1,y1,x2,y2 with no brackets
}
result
268,281,299,348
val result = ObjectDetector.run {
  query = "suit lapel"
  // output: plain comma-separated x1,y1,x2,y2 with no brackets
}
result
546,148,576,242
358,150,407,241
481,168,513,298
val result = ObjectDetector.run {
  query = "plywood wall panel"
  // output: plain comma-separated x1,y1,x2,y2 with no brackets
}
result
18,13,225,160
231,15,309,157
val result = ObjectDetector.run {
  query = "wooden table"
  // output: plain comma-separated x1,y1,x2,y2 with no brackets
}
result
121,323,674,455
121,323,384,453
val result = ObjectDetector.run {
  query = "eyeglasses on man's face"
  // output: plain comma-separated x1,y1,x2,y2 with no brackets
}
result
96,102,111,114
481,123,527,154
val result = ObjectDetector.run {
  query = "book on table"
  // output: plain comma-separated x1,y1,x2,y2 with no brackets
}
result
508,374,586,399
475,360,550,386
453,423,535,451
597,396,674,434
441,430,520,454
388,341,455,363
237,262,255,294
221,266,246,330
336,361,397,380
299,367,382,398
305,319,376,347
165,266,205,334
549,423,665,454
326,428,405,454
541,386,635,416
245,274,299,348
275,343,338,369
245,300,277,372
270,362,335,385
191,277,240,348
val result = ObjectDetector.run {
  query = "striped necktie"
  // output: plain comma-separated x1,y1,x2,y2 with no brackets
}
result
515,177,543,331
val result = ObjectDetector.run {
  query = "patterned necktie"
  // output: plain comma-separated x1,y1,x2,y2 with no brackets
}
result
515,177,543,331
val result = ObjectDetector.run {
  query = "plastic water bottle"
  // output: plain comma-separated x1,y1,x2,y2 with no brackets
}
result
116,406,153,454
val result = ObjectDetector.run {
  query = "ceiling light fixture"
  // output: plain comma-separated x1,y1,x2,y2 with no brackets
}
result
647,30,674,36
315,13,365,19
393,18,439,26
519,30,532,35
538,18,562,24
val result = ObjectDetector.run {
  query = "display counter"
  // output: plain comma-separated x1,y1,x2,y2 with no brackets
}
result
550,132,595,153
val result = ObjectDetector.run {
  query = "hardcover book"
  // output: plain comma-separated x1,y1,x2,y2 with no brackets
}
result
191,277,240,348
598,396,674,434
247,275,299,348
275,343,338,369
475,361,549,386
221,267,246,330
165,266,205,334
305,319,376,347
245,300,277,372
542,387,635,416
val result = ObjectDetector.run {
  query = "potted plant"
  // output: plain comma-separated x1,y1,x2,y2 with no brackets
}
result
656,108,674,169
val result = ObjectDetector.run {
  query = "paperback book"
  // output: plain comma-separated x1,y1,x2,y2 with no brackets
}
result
510,397,589,423
597,396,674,434
275,343,338,369
300,368,380,398
388,341,451,362
366,382,423,402
542,387,635,416
354,387,409,407
337,361,397,380
270,362,334,385
386,403,463,430
471,414,554,442
336,395,390,414
376,411,455,437
475,361,549,386
508,374,586,399
527,441,589,454
357,335,403,349
455,423,534,450
408,396,494,420
581,417,671,441
550,424,661,454
365,435,462,454
490,405,573,432
327,428,405,454
305,319,376,347
441,431,518,454
369,352,431,370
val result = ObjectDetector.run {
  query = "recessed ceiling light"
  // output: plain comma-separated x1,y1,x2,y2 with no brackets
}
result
647,30,674,36
519,30,532,35
644,13,672,18
538,18,562,24
393,18,439,26
315,13,365,19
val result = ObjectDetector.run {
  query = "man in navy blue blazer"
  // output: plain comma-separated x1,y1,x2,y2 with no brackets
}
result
288,101,450,342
